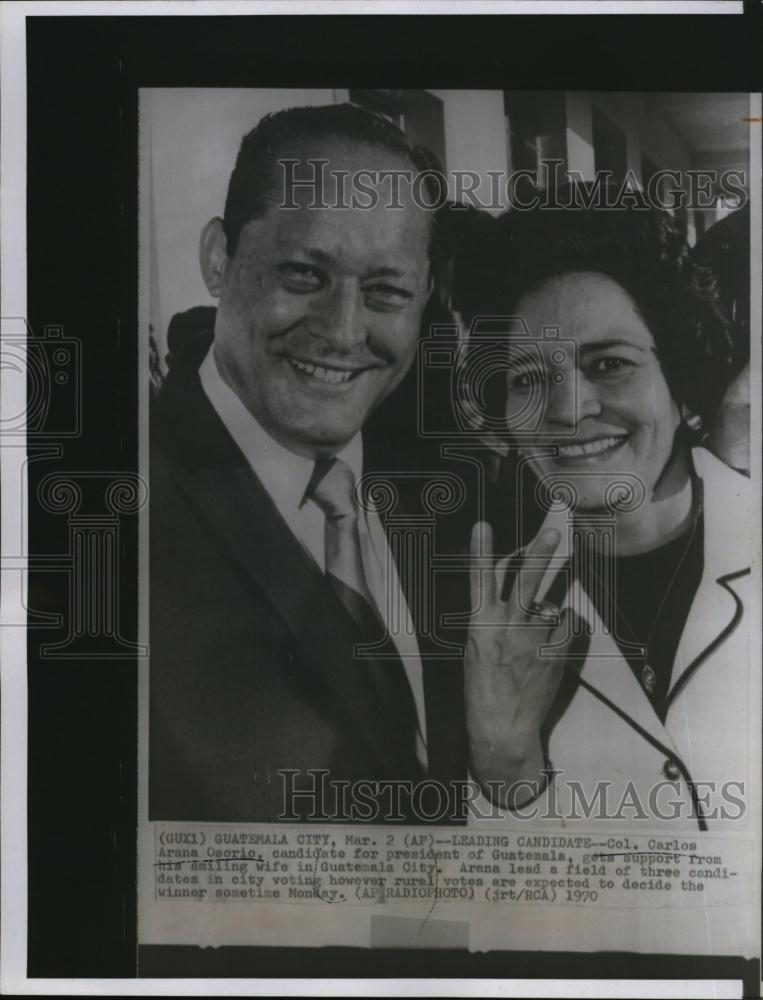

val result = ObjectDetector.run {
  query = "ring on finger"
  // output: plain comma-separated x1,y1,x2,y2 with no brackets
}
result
527,599,560,624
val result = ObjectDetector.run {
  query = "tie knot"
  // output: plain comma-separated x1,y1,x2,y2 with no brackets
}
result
305,457,358,520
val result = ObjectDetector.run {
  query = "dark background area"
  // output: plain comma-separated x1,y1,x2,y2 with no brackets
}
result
25,7,761,990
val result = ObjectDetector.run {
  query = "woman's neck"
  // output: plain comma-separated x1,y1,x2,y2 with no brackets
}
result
580,449,696,556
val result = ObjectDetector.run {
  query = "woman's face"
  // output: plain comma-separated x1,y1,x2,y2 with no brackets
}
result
505,271,682,512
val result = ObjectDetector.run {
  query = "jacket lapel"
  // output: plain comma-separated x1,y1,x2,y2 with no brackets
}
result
156,375,412,775
554,576,679,753
667,448,751,700
534,447,751,749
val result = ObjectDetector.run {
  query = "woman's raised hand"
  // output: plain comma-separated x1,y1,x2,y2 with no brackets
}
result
464,521,579,808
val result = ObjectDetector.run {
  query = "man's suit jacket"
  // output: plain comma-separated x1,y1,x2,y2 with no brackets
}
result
149,335,466,823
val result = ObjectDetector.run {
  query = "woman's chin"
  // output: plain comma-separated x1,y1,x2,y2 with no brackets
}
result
538,471,648,517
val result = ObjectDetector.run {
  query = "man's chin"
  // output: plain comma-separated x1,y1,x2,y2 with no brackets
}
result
280,420,367,458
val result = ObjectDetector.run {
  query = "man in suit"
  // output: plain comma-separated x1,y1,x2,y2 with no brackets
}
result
149,103,466,823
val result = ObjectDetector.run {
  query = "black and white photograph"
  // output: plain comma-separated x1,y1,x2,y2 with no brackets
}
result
139,81,760,960
2,2,762,996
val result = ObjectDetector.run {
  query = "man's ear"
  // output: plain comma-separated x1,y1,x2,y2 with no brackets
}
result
199,217,229,298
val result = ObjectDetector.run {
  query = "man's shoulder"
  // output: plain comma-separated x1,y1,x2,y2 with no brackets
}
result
165,305,216,372
151,311,241,472
152,306,216,438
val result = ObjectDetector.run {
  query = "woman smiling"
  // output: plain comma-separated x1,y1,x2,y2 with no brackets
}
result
462,195,752,829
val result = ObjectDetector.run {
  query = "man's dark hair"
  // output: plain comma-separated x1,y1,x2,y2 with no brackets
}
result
223,102,448,276
455,186,735,426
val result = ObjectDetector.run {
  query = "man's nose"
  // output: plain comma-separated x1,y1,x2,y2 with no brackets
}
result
310,280,364,352
543,369,601,427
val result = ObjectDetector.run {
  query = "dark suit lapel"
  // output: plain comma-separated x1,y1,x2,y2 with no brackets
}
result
155,376,412,776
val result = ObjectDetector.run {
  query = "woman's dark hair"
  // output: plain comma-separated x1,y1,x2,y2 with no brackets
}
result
454,185,735,427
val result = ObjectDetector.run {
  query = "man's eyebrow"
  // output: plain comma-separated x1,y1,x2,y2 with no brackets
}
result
364,266,411,280
298,247,336,265
286,250,410,280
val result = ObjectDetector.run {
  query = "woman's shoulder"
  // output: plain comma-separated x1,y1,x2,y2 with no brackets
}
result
692,447,751,575
691,446,750,494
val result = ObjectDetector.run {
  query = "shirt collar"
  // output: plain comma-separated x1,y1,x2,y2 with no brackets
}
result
199,345,363,517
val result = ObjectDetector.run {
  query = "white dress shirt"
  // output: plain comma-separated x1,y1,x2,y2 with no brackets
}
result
199,346,428,767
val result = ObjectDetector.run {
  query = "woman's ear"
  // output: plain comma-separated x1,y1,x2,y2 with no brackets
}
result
681,401,703,433
199,217,229,297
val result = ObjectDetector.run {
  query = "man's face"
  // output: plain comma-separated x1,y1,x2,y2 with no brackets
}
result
207,140,432,458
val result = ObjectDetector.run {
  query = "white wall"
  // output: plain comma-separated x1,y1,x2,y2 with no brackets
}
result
565,92,596,179
431,89,509,214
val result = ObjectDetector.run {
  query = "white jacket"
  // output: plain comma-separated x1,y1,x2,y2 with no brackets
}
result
486,448,756,831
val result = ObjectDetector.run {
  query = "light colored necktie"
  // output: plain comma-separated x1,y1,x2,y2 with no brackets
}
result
306,457,419,744
306,457,379,629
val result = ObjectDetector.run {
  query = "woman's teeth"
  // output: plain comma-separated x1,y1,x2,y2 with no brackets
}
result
556,435,626,458
289,358,355,384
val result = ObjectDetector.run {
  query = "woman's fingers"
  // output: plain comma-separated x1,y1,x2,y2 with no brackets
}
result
469,521,496,615
494,554,512,604
509,527,561,622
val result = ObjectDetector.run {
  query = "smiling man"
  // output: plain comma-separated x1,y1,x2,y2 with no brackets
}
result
148,104,462,823
201,130,431,457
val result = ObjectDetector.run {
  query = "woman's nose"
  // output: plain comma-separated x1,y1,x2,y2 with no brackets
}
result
544,370,602,427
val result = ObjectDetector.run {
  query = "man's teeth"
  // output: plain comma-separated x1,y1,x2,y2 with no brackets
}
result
557,436,625,458
289,358,354,384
